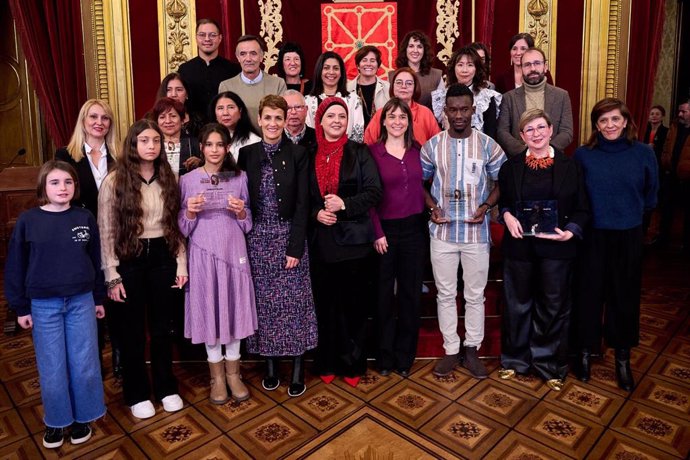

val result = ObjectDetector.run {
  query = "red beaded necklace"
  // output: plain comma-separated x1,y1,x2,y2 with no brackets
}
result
525,148,554,170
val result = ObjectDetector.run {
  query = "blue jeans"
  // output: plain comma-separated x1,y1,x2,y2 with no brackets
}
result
31,292,106,428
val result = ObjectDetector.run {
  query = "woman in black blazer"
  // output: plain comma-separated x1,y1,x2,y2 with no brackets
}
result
55,99,119,218
497,108,589,391
54,98,120,377
238,95,317,398
151,97,201,176
308,97,382,387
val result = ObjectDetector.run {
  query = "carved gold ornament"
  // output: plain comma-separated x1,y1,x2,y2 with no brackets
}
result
435,0,460,65
158,0,196,75
259,0,283,71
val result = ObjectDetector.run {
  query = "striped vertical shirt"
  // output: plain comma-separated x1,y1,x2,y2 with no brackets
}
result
421,129,506,243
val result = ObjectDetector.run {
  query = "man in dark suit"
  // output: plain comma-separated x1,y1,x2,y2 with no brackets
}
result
496,48,573,157
283,90,316,151
178,19,240,121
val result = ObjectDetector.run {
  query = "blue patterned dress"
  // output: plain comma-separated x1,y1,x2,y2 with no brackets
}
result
246,141,318,356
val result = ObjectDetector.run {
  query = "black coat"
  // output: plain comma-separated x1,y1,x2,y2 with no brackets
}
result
54,146,116,219
308,140,382,262
498,149,590,260
238,141,310,258
643,123,668,162
165,134,201,176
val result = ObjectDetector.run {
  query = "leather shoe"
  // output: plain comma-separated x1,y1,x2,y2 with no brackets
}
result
577,349,591,382
615,348,634,391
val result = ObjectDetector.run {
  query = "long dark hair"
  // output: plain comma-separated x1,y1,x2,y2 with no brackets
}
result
376,98,416,150
112,119,183,260
446,47,487,93
208,91,257,146
585,97,637,148
198,123,240,173
309,51,349,97
395,30,434,76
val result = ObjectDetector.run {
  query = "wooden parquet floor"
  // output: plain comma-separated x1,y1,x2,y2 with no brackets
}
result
0,247,689,459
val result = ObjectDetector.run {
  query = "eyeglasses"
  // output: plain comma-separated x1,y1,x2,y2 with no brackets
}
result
197,32,219,40
522,124,549,136
394,79,414,88
521,60,545,69
287,105,307,112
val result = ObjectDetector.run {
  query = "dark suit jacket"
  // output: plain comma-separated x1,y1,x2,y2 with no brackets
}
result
166,134,201,176
297,126,317,152
238,141,310,258
55,146,116,218
496,84,574,157
498,150,590,259
308,140,382,262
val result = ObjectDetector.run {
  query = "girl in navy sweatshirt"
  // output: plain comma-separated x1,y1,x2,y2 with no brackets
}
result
4,160,106,450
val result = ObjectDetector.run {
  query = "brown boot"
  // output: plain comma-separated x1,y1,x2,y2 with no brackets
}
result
463,346,488,379
208,361,229,404
225,360,250,402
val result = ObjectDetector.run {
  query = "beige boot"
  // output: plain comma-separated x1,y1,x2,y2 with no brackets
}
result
208,361,229,404
225,360,250,402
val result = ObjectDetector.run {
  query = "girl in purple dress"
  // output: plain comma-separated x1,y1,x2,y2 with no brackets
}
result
179,123,257,404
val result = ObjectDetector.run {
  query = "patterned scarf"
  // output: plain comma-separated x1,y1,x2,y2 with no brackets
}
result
314,97,349,197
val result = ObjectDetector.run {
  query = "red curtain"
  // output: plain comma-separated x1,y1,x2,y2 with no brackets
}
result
474,0,495,46
8,0,87,147
626,0,666,138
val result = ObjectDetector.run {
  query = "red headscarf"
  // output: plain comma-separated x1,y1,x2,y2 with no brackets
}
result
314,97,349,197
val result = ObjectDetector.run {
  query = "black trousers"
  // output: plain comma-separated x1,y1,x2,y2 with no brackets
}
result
501,257,572,380
311,256,370,377
659,177,690,246
376,214,426,371
115,238,181,406
574,226,643,350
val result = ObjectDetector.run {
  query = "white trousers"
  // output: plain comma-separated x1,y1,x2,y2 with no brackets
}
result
205,339,242,363
430,237,489,354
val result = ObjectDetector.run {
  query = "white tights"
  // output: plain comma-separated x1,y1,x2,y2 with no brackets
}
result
205,339,241,363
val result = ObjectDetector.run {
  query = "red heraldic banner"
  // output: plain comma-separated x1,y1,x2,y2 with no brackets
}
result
321,2,398,80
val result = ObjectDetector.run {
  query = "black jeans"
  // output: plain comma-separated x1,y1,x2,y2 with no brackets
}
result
501,257,573,380
115,238,181,405
574,226,643,350
376,213,426,371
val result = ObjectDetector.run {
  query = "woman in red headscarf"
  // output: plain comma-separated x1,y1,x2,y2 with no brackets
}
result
308,97,382,387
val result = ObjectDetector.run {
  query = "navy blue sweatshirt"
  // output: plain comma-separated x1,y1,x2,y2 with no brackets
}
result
4,207,106,316
574,134,658,230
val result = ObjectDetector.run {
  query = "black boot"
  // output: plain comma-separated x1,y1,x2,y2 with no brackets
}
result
577,349,591,382
288,355,306,397
262,358,280,391
615,348,634,391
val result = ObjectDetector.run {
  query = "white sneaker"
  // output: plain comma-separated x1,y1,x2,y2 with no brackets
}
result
161,394,184,412
130,400,156,419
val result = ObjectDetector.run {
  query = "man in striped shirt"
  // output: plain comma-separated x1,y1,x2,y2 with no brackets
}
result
421,84,506,379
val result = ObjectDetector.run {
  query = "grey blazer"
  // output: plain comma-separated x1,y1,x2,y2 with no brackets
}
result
496,84,574,157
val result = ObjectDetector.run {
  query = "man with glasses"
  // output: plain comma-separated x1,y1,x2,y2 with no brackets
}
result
282,90,316,151
496,47,573,157
178,19,240,122
219,35,287,132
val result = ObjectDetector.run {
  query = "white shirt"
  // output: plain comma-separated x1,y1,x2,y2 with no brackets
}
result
84,143,109,189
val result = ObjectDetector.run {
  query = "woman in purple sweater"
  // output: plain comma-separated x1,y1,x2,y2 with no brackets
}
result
369,98,427,376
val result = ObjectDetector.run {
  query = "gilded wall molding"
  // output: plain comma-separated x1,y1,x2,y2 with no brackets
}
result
259,0,283,71
81,0,134,140
435,0,460,65
579,0,631,144
519,0,558,81
157,0,197,76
